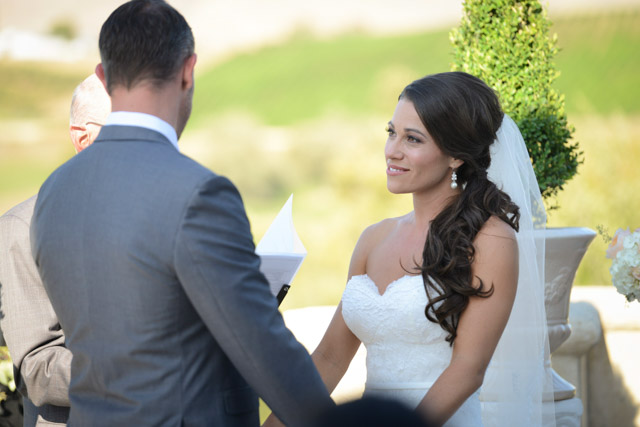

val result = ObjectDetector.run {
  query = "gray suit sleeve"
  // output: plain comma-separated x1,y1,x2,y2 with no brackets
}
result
174,175,334,426
0,211,71,407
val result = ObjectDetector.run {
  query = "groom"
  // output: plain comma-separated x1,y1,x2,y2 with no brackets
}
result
30,1,333,425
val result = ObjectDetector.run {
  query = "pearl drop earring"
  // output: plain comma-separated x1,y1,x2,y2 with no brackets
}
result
450,170,458,190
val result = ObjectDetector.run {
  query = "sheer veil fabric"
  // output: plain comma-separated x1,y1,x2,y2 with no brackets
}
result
481,115,556,426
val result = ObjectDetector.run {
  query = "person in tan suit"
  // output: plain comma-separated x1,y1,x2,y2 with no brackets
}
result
0,74,110,426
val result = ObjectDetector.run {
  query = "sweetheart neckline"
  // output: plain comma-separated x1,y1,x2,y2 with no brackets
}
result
352,273,422,297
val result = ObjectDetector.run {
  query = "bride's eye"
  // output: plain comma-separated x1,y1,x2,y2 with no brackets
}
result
385,127,396,137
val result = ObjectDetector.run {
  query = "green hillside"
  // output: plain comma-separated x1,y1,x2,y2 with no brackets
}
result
0,61,87,119
192,9,640,127
555,10,640,114
192,30,450,126
1,10,637,125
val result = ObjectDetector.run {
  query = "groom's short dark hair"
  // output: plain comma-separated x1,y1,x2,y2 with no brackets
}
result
99,0,194,93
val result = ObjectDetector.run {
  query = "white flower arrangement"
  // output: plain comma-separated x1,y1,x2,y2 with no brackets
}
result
605,227,640,303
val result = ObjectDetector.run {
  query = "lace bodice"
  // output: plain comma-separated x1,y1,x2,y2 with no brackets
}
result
341,274,482,425
342,274,451,387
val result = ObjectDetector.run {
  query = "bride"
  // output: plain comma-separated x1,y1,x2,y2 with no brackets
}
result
268,72,555,426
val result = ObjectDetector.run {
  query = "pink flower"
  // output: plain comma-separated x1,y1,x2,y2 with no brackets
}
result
606,227,632,259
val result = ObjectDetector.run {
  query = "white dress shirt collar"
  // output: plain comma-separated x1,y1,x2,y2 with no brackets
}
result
104,111,179,151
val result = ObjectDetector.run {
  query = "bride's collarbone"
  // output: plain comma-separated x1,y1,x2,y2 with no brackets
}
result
365,250,423,295
363,218,426,293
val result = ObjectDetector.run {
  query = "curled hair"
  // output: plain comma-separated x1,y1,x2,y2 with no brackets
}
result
99,0,194,92
400,72,520,345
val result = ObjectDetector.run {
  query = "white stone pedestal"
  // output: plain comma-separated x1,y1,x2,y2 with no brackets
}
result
557,288,640,427
555,398,584,427
552,302,602,427
544,227,597,403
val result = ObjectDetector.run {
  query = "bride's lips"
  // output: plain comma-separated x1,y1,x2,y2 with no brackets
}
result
387,164,409,176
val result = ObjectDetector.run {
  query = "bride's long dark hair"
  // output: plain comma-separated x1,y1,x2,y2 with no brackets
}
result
400,72,520,345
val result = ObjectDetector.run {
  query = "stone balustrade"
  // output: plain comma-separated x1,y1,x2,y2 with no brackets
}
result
283,305,366,402
554,286,640,427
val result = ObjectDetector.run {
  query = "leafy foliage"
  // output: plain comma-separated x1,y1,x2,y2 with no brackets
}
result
0,347,14,392
49,19,77,40
451,0,582,204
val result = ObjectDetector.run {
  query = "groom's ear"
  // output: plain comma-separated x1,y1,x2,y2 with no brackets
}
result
181,53,197,91
95,63,109,93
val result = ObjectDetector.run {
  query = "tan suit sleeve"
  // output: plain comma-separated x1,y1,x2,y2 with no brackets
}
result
0,197,71,407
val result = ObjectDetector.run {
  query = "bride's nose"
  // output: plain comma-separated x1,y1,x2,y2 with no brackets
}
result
385,139,402,162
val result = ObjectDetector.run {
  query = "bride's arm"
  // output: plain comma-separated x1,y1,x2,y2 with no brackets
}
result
416,217,518,425
311,302,361,393
311,224,373,393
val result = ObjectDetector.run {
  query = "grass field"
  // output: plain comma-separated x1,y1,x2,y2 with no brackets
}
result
1,9,639,308
191,9,640,127
2,10,636,125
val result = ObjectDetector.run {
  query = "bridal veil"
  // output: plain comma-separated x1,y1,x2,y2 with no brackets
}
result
482,115,556,426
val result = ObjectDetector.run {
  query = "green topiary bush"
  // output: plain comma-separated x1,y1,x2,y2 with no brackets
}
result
450,0,582,206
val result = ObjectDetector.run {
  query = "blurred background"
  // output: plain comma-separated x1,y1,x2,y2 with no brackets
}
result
1,0,639,311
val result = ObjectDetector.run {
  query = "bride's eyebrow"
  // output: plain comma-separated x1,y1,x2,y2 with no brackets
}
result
405,127,427,138
387,121,427,138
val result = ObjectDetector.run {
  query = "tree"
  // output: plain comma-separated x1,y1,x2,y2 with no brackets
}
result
451,0,582,206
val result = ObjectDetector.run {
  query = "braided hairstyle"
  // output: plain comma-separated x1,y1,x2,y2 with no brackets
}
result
399,72,520,345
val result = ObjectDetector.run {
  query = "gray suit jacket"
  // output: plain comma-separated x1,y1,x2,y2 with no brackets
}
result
31,125,332,426
0,195,71,426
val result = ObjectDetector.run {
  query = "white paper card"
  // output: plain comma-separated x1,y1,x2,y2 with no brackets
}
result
256,195,306,302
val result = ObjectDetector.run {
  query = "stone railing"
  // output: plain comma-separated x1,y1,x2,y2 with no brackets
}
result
283,306,366,402
554,286,640,427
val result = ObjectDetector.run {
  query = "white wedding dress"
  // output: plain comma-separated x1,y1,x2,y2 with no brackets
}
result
338,116,556,426
341,273,482,426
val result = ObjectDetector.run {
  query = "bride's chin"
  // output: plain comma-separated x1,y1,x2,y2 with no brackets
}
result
386,184,407,195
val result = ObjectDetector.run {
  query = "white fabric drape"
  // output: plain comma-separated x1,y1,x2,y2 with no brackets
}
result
481,115,556,426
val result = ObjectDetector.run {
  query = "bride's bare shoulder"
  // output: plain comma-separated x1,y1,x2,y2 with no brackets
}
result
359,214,406,245
477,215,517,242
349,215,405,270
473,216,518,269
467,216,518,292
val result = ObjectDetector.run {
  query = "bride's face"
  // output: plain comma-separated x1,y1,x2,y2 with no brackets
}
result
385,99,457,196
